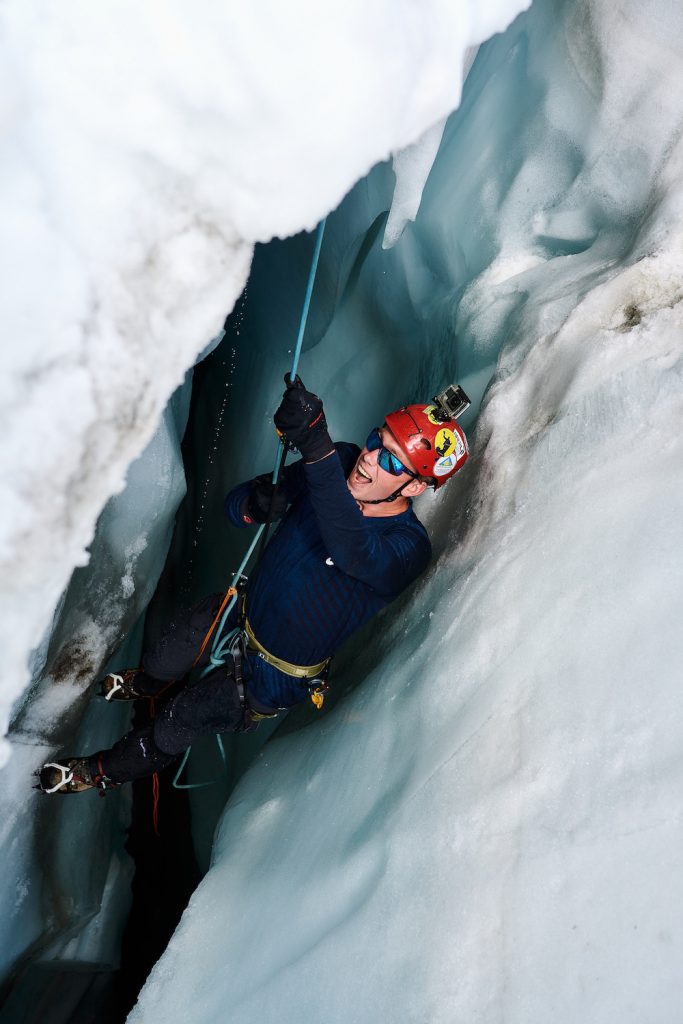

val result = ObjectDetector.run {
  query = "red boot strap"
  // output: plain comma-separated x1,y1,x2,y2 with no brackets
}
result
152,773,161,838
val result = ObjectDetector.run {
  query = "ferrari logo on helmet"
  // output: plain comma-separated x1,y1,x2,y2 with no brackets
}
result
434,428,456,458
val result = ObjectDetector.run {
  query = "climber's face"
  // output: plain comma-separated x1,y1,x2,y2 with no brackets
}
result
347,425,426,507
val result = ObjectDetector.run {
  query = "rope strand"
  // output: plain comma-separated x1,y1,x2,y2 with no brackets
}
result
171,217,327,791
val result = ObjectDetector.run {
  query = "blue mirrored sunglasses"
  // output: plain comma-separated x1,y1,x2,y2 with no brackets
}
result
366,428,417,478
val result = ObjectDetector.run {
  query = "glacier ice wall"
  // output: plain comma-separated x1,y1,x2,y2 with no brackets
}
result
0,385,192,984
127,0,683,1021
0,0,528,764
2,0,682,1017
0,0,530,998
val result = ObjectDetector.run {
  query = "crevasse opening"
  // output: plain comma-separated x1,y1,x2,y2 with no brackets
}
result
2,0,683,1020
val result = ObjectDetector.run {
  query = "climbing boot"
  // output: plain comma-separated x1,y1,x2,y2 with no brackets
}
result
99,669,146,702
34,757,117,794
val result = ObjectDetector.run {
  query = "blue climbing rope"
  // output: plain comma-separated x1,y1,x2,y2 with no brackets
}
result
173,217,327,790
271,215,327,484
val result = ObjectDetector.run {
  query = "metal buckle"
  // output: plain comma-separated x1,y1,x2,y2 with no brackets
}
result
307,677,329,711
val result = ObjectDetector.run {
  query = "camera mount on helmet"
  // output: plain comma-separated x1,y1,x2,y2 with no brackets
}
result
431,384,471,423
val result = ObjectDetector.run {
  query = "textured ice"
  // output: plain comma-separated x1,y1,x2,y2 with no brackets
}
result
0,0,528,766
0,0,529,997
127,0,683,1021
2,0,683,1020
0,392,189,982
383,119,448,249
382,45,479,250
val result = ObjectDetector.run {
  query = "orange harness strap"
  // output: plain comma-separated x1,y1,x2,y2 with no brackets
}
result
192,586,238,669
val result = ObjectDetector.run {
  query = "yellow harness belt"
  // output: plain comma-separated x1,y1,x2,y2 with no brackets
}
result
243,617,330,680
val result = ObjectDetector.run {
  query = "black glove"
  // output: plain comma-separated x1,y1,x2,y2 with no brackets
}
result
241,473,289,525
274,375,335,462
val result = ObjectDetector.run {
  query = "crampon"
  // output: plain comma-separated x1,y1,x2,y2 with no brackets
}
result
99,669,146,702
34,757,118,795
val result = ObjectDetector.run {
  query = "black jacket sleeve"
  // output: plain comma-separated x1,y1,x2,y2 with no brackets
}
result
304,449,431,597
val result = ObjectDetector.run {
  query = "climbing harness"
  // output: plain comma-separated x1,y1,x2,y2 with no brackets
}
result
172,217,328,791
243,616,330,680
243,614,330,711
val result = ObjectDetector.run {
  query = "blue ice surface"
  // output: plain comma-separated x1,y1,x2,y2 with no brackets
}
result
0,0,593,986
4,0,683,1015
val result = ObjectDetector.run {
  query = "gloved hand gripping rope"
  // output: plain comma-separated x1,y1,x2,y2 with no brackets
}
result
171,218,328,790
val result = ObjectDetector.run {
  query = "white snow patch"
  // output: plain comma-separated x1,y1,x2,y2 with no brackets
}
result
0,0,529,764
383,118,447,249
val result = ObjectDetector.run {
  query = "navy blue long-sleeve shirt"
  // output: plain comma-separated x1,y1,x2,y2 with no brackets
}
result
223,443,431,708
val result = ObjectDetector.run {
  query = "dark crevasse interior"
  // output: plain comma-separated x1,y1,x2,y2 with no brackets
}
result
0,6,573,1018
0,214,480,1024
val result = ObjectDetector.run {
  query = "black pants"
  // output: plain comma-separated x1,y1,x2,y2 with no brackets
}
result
93,594,274,784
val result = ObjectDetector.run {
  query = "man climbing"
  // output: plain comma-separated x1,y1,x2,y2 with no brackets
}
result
37,378,469,793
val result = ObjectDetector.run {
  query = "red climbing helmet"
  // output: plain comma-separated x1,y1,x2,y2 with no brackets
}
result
384,384,470,488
